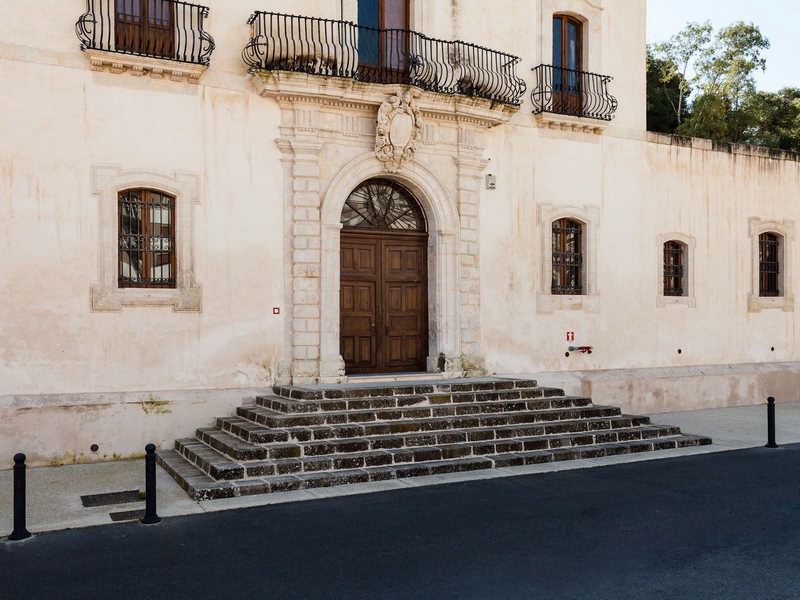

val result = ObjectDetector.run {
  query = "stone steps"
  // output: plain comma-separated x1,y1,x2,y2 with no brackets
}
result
158,433,711,500
156,377,713,500
219,401,609,445
173,421,684,480
200,411,652,461
272,377,540,401
237,394,597,429
256,384,563,413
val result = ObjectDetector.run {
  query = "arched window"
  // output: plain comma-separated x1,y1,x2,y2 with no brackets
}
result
552,218,583,295
118,188,176,288
759,232,782,297
663,241,687,296
341,179,426,231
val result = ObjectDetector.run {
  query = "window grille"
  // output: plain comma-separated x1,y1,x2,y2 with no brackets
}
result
341,179,426,231
759,232,781,297
118,189,176,288
663,241,685,296
552,218,583,295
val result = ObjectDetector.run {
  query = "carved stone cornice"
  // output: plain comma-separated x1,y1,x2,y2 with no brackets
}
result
452,155,490,175
84,49,207,84
533,112,611,135
252,71,518,129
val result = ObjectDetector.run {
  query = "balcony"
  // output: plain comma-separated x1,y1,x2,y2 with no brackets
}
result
242,12,526,107
530,64,618,130
76,0,214,83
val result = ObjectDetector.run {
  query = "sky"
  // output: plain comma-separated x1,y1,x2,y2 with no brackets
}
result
647,0,799,92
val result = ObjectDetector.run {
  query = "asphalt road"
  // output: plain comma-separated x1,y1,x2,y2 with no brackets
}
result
2,445,799,600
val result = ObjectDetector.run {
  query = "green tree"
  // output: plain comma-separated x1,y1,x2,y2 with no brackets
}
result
684,22,770,141
677,93,732,140
650,21,771,143
650,21,712,127
740,88,800,152
646,49,690,133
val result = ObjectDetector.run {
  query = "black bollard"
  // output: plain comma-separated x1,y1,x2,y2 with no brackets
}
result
766,397,778,448
9,454,32,541
140,444,161,525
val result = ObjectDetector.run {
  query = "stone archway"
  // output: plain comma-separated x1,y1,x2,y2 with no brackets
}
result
339,178,429,374
319,153,462,382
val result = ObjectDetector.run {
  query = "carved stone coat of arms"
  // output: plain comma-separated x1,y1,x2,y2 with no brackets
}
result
375,92,423,173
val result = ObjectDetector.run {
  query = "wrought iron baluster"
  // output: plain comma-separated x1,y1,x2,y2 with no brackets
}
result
531,64,617,121
242,11,525,105
75,0,213,65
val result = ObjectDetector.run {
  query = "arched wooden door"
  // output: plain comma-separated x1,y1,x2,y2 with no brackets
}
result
340,179,428,374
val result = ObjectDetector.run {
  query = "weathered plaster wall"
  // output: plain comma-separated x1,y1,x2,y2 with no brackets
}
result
481,131,800,375
0,388,263,468
2,0,798,467
1,1,288,399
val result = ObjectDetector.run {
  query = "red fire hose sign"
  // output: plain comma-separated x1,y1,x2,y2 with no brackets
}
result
566,332,575,342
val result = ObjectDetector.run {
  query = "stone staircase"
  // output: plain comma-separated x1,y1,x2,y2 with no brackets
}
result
157,377,711,500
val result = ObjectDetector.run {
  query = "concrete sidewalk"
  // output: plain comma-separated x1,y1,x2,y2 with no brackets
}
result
2,401,799,538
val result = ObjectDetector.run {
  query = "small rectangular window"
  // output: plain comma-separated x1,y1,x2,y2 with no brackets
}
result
552,218,583,295
118,189,176,288
663,241,685,296
759,233,781,297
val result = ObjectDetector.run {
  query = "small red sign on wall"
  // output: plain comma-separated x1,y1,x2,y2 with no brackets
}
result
273,307,280,315
566,331,575,342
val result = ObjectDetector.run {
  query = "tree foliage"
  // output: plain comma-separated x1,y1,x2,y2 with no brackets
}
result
740,88,800,152
646,20,800,152
650,21,711,127
646,49,690,133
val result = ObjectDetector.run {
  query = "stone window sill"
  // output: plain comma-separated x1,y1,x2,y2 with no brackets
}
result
537,294,600,313
84,49,207,84
657,295,696,309
533,112,611,134
91,284,202,312
747,294,794,313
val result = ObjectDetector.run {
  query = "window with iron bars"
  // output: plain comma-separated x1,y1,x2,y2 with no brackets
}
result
118,189,176,288
663,241,685,296
759,232,781,297
552,218,583,295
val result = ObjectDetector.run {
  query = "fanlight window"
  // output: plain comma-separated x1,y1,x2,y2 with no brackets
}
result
341,179,426,231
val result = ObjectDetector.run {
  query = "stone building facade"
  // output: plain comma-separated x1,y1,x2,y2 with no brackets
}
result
2,0,799,465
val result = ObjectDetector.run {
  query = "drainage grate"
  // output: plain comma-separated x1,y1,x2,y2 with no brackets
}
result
109,509,145,522
80,490,143,508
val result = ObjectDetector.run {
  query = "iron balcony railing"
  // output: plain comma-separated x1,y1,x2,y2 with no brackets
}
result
76,0,214,66
530,64,618,121
242,11,526,106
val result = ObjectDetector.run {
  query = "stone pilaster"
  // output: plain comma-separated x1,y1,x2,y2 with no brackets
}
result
454,124,489,374
275,104,325,384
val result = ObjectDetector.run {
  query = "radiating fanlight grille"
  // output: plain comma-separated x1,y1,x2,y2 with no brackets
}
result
341,180,426,232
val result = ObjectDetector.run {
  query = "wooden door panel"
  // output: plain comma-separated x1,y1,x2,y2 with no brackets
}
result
340,235,378,373
384,246,424,281
382,239,427,371
341,242,377,277
341,231,427,374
